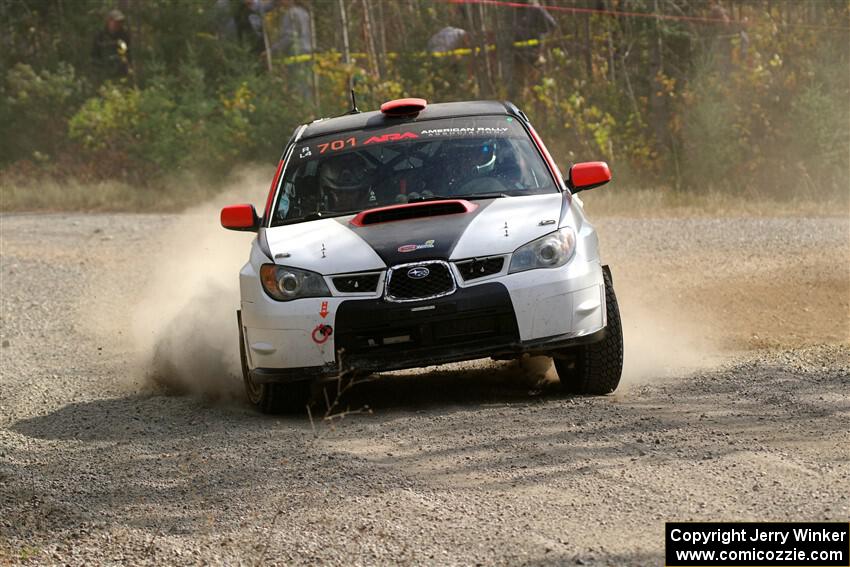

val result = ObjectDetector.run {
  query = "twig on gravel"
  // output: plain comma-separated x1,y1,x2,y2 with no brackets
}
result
321,371,377,423
306,350,377,437
26,435,35,495
254,509,284,567
306,403,316,436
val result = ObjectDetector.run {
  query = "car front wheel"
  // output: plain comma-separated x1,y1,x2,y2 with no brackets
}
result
554,267,624,395
238,311,311,414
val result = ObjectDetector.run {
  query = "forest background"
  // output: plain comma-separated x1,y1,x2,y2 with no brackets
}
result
1,0,848,211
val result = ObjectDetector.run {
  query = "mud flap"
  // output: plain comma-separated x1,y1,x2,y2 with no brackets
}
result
236,310,251,375
601,265,613,328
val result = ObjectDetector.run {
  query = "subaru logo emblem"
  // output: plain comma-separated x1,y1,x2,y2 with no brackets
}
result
407,267,430,279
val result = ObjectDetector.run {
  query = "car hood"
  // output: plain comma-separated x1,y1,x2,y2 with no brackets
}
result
263,193,565,274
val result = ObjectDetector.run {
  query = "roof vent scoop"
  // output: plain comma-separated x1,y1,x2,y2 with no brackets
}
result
380,98,427,117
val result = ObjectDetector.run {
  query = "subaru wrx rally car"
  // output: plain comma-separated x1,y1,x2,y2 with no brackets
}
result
222,98,623,413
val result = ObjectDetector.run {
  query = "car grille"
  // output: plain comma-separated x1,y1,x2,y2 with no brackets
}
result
455,256,505,281
335,282,520,366
332,273,381,293
385,261,456,302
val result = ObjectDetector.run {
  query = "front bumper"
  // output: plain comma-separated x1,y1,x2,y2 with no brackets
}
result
242,260,608,384
249,325,606,384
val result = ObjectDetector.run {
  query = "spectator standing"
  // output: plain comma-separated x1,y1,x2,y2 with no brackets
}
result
217,0,266,55
270,0,312,58
268,0,313,102
737,17,750,60
707,0,734,65
91,9,131,80
427,26,468,54
513,0,556,62
426,24,471,97
498,0,556,98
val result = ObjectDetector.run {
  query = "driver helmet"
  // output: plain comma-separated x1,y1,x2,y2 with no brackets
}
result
495,142,528,188
447,139,496,185
318,152,375,211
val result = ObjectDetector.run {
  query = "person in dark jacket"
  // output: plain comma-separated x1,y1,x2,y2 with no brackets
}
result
217,0,266,55
91,9,131,80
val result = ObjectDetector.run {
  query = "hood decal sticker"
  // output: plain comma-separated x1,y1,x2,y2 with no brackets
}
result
398,239,436,253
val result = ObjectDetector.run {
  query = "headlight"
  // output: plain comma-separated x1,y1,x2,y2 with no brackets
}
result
508,228,576,273
259,264,330,301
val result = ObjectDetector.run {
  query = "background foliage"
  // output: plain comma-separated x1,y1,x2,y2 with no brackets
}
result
1,0,848,199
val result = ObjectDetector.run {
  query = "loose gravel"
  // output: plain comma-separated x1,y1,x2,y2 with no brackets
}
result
1,212,848,566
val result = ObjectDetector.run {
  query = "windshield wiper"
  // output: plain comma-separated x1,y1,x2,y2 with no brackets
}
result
286,210,357,223
462,192,512,200
406,195,448,203
301,211,357,220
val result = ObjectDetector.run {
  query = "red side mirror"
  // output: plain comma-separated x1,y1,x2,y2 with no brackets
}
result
221,204,260,232
568,161,611,192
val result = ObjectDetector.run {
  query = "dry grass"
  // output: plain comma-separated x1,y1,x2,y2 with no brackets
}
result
578,186,850,218
1,173,847,217
0,166,275,213
0,178,228,213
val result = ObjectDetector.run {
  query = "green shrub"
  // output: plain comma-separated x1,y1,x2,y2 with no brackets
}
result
0,63,87,165
67,63,305,181
789,83,850,195
679,77,746,192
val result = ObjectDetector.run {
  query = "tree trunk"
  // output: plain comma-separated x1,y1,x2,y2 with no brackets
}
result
650,0,668,164
376,0,387,78
338,0,353,94
583,0,592,79
361,0,379,81
496,3,513,98
309,3,320,112
464,4,485,97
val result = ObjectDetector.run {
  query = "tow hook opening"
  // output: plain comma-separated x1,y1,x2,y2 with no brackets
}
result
312,324,333,344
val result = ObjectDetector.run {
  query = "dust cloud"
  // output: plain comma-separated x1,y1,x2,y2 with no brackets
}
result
487,292,716,392
617,286,720,388
472,271,719,391
130,169,267,399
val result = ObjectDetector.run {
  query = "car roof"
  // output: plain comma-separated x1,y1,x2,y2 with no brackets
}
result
301,100,518,141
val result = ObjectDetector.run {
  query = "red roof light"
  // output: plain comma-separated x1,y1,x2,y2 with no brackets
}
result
380,98,427,116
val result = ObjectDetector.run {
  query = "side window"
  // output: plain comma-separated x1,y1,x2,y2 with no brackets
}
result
276,161,320,220
277,179,295,220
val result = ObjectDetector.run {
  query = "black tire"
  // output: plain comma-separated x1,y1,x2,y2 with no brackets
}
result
238,311,312,414
554,267,623,395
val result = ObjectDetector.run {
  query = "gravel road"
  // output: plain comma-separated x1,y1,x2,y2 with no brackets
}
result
1,211,848,566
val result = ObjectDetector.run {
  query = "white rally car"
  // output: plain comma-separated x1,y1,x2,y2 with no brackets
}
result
222,98,623,413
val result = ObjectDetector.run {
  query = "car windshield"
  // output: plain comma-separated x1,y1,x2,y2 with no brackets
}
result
270,115,557,226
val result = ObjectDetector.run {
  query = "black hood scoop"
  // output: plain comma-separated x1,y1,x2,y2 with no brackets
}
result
350,199,476,226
